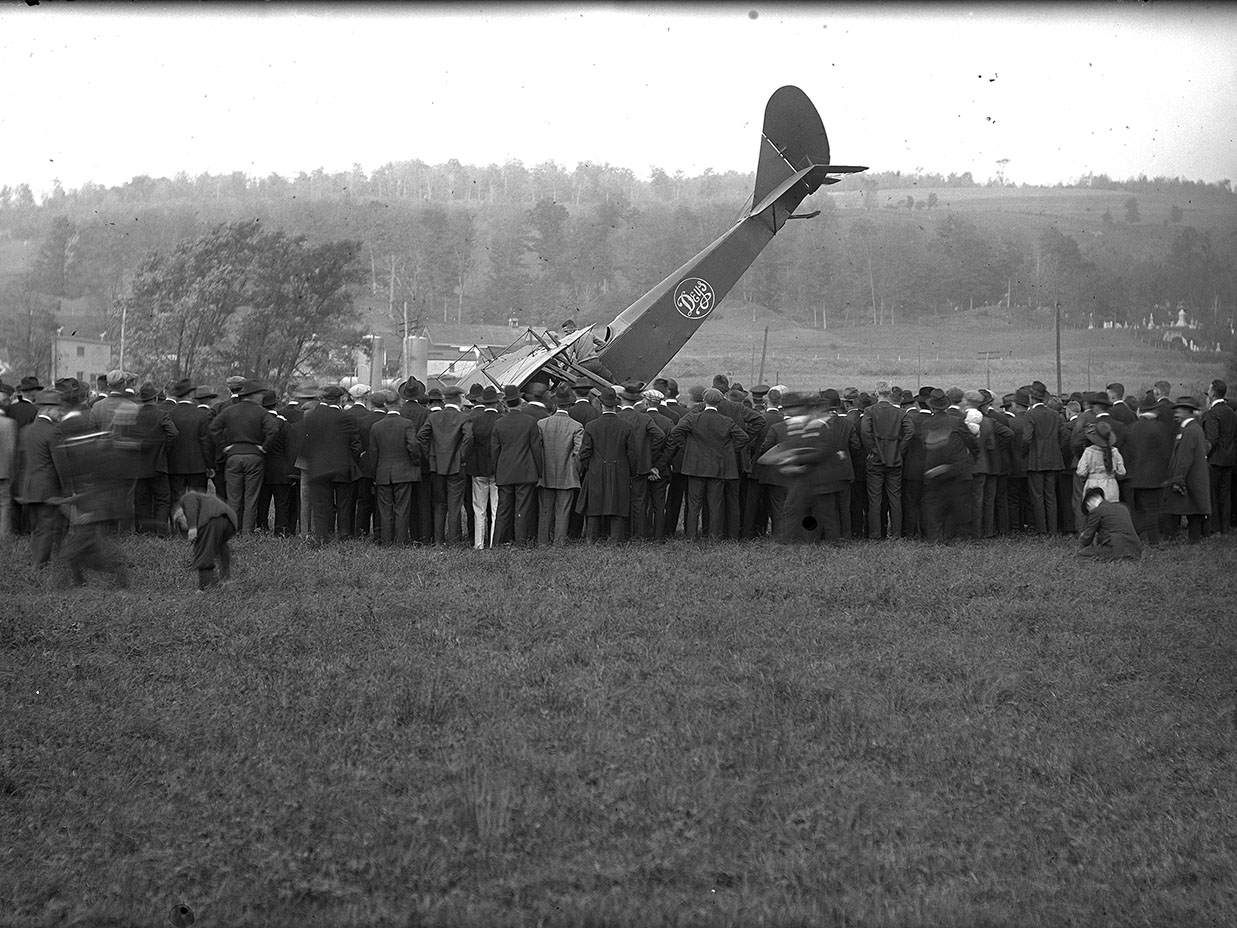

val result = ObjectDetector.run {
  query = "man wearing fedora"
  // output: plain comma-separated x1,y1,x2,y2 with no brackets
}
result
9,376,41,429
1203,379,1236,534
664,387,749,541
418,385,469,546
396,378,432,543
208,379,279,534
1165,395,1211,543
1122,395,1173,545
576,386,637,543
167,379,213,500
128,381,179,535
461,385,502,548
368,390,422,545
617,381,665,540
16,389,67,567
492,384,545,545
520,382,553,422
302,385,363,542
537,385,583,545
1023,384,1067,535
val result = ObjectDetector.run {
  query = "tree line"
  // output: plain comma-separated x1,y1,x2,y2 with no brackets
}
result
1,161,1234,387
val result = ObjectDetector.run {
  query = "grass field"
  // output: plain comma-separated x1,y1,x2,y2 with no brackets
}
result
669,306,1227,400
3,530,1237,927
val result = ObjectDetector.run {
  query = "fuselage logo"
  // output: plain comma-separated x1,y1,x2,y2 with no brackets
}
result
673,277,716,320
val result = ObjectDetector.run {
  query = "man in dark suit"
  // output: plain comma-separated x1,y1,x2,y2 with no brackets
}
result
167,379,212,499
303,385,363,542
9,376,41,429
368,392,422,545
617,381,665,540
742,388,786,538
16,390,65,567
641,390,676,540
397,379,432,542
713,381,766,539
492,387,545,545
461,385,502,548
1122,397,1173,545
1023,384,1066,534
860,381,914,539
577,387,637,543
567,379,599,427
257,390,297,536
209,380,278,534
417,385,468,545
129,381,179,535
919,389,980,542
520,382,553,422
1203,379,1236,534
1107,383,1136,426
1165,396,1211,543
663,387,749,541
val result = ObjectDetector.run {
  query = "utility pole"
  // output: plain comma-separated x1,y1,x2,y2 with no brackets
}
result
757,325,769,385
976,350,1002,391
1054,301,1063,396
916,343,922,390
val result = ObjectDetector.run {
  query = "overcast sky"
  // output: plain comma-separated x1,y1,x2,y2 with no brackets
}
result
2,3,1234,197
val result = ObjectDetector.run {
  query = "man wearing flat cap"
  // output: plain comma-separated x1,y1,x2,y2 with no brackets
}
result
662,387,749,541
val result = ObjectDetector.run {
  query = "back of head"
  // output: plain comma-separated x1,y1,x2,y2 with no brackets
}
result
703,388,723,406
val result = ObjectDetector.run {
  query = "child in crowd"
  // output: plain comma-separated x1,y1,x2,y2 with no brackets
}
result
1077,487,1142,560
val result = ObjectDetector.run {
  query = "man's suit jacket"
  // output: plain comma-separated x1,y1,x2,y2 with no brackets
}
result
665,408,748,480
1109,402,1136,427
520,402,552,422
568,399,599,427
972,411,1013,476
716,396,767,473
1079,500,1141,558
617,406,665,476
461,409,501,478
1023,404,1066,471
577,412,637,516
1165,419,1211,516
302,404,362,482
369,413,422,484
860,400,913,467
263,415,296,485
1203,400,1237,467
16,416,62,503
1122,417,1172,489
418,406,467,476
538,411,583,490
492,408,544,486
168,401,213,475
132,402,178,477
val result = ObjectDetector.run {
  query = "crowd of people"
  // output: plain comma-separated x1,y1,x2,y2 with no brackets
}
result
1,366,1234,587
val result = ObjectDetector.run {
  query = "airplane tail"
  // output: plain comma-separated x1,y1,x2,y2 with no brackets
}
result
753,85,831,207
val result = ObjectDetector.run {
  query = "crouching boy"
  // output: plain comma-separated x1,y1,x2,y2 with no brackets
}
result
173,490,238,591
1077,487,1142,560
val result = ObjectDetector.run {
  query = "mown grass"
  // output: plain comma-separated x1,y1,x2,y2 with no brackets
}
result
2,532,1236,927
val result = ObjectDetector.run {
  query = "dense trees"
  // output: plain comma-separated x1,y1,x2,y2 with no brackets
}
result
116,222,364,387
0,158,1234,384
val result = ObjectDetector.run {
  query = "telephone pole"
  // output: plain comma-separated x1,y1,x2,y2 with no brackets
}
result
976,350,1002,392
